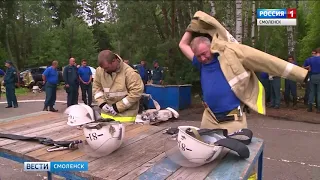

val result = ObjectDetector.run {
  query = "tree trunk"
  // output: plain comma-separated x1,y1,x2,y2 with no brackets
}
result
235,0,242,43
5,24,14,62
162,6,169,39
251,1,256,47
69,22,74,58
209,1,216,16
153,11,166,41
243,0,249,39
225,1,232,33
12,22,21,70
171,0,176,39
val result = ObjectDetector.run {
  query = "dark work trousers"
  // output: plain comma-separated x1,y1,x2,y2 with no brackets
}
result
5,83,18,107
80,82,92,106
308,74,320,110
304,75,318,107
270,77,281,107
284,79,297,106
44,82,57,107
66,84,79,107
260,78,271,103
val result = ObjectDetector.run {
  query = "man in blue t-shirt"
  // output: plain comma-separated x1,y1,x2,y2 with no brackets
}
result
42,60,59,112
303,49,317,107
284,55,298,109
136,60,149,85
78,59,93,107
179,32,241,124
304,48,320,112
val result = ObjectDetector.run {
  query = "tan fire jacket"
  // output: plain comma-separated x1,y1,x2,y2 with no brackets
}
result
93,55,144,122
188,11,308,115
23,71,35,87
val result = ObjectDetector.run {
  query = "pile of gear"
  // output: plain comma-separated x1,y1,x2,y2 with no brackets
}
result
65,104,125,157
135,93,180,124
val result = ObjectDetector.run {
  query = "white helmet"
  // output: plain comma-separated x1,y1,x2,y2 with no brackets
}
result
176,126,225,164
64,104,95,126
79,122,125,157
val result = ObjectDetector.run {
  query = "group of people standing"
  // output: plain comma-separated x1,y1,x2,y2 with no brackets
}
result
259,48,320,112
42,58,93,112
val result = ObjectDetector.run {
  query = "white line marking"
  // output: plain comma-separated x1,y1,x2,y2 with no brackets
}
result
0,100,67,104
254,126,320,134
264,157,320,168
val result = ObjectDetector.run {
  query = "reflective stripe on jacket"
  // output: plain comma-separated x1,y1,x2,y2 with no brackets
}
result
188,11,308,115
93,55,144,122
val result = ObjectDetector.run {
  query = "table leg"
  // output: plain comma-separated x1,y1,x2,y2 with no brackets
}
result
258,150,264,180
47,171,52,180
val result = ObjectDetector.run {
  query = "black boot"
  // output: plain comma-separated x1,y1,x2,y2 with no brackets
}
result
307,104,312,112
43,106,48,111
49,106,58,112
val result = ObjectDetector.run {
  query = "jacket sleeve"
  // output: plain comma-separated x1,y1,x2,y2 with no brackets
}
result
92,69,106,107
231,44,308,82
114,70,144,113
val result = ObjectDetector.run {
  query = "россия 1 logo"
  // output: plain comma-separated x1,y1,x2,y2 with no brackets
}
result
256,8,297,26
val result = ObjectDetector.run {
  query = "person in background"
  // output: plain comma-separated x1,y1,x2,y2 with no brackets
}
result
136,60,149,85
0,68,5,76
269,74,281,109
303,49,317,108
78,59,93,107
304,47,320,113
284,55,298,109
260,72,271,104
124,59,134,69
151,60,164,85
3,61,18,108
42,60,59,112
63,57,79,107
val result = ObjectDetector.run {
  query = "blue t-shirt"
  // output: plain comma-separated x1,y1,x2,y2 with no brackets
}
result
304,56,320,74
0,69,5,76
137,65,148,81
43,67,58,84
78,66,92,82
260,72,269,79
192,55,240,114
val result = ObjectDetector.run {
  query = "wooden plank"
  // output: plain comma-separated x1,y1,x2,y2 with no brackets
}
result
166,150,229,180
0,112,61,130
119,153,166,180
72,124,162,163
0,111,50,123
205,138,264,180
0,121,67,146
90,128,169,179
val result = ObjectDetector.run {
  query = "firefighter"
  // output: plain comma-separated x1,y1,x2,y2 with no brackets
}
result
93,50,144,123
3,61,18,108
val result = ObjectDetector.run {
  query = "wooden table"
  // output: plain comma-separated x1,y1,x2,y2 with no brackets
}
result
0,111,264,180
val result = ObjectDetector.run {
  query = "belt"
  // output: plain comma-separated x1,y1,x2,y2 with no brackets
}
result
203,102,243,123
101,113,136,123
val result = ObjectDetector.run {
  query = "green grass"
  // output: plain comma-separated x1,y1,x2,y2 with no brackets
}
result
15,87,30,95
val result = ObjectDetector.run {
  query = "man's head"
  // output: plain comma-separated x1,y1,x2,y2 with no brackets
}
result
124,59,130,65
288,55,294,63
5,61,12,68
153,60,159,68
316,48,320,56
69,57,76,66
312,49,317,56
98,50,120,73
190,36,213,64
140,60,146,66
81,59,87,67
52,60,58,69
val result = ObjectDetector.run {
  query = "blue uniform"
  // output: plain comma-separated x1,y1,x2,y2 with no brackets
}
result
43,67,59,108
4,66,18,107
78,66,92,106
284,61,298,107
151,67,164,85
0,69,5,76
63,65,79,107
304,56,320,110
260,72,271,103
192,54,240,117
